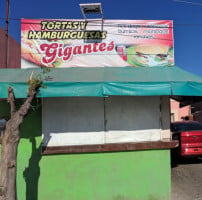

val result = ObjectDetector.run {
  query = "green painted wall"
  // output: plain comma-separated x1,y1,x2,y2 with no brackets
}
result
0,100,171,200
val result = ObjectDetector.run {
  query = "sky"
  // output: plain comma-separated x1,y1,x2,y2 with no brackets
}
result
0,0,202,76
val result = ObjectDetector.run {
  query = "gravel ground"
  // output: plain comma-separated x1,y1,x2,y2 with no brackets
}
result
171,157,202,200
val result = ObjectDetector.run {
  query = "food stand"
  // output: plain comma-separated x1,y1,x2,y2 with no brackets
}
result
0,19,202,200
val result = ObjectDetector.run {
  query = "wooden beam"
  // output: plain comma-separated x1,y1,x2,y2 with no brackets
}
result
42,140,179,155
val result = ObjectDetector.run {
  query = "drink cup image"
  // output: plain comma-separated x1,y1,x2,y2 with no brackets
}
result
116,45,128,61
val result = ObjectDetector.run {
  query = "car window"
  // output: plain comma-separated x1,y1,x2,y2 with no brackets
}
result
171,123,184,132
171,122,202,132
185,123,202,131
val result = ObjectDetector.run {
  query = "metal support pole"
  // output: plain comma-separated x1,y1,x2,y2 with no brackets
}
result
5,0,10,68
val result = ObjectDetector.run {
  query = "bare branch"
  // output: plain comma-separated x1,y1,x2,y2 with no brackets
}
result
7,87,15,117
29,70,35,81
18,71,41,118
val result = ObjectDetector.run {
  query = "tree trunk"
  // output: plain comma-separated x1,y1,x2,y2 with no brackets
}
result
0,118,21,200
0,83,39,200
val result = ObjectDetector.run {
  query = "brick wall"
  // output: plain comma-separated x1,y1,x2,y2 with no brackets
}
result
0,27,20,68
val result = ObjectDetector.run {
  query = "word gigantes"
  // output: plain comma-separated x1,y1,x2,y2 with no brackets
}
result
40,41,115,65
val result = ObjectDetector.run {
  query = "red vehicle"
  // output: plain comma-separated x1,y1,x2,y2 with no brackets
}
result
171,121,202,157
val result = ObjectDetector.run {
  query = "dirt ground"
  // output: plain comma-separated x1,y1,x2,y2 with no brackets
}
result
171,157,202,200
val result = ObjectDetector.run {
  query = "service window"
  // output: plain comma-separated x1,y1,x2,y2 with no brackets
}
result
42,97,104,147
105,96,161,143
42,96,162,149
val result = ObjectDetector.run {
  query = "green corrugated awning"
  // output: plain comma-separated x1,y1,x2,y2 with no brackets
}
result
0,66,202,98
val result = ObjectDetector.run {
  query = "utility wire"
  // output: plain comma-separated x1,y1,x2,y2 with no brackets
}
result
1,18,202,27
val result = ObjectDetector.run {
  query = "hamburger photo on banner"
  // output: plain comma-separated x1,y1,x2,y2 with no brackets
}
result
116,44,174,67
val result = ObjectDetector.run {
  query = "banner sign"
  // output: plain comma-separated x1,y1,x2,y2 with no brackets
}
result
21,19,174,68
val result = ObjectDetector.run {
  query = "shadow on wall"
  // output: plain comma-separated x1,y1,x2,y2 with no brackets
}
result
20,99,42,200
23,137,41,200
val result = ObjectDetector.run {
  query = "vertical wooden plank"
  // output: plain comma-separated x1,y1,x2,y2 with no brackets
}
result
161,96,171,139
